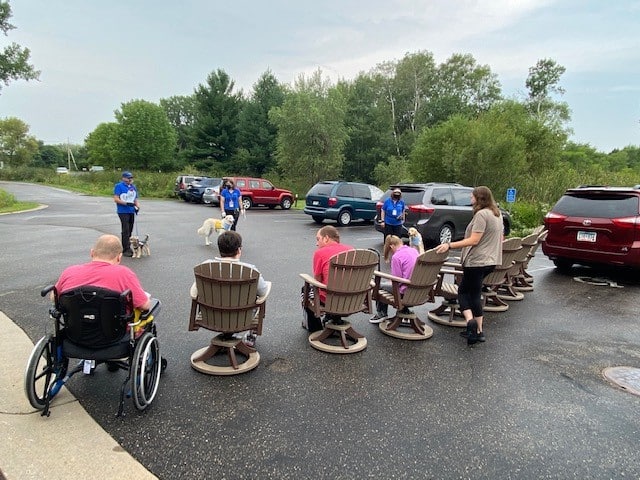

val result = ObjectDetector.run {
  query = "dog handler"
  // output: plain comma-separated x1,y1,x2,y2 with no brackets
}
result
114,171,140,257
220,179,244,231
380,188,406,239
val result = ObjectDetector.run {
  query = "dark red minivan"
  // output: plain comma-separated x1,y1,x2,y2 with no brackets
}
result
542,186,640,270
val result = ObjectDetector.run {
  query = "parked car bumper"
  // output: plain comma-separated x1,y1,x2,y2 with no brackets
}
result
203,193,220,205
304,206,340,220
542,240,640,268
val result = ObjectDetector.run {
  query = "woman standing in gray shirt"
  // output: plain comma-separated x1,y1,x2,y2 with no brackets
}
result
436,186,503,345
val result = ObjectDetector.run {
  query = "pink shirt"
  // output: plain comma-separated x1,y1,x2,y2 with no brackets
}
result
312,242,354,303
55,261,149,309
391,245,419,294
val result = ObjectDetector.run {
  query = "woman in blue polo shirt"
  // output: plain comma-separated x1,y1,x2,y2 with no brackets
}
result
219,179,244,231
380,188,406,239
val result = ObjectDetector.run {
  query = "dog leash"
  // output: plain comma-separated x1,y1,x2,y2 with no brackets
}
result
134,208,140,237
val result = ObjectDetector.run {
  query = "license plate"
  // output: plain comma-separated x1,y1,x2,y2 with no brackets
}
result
312,200,319,205
577,231,596,242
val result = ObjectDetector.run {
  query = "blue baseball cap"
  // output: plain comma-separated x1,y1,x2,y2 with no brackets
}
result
122,171,133,178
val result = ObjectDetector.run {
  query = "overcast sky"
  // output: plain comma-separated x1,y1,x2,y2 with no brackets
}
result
1,0,638,153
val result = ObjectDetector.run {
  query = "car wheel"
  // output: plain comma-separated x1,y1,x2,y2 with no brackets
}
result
553,258,573,272
242,198,252,210
438,224,454,244
337,210,353,226
312,216,324,224
280,197,292,210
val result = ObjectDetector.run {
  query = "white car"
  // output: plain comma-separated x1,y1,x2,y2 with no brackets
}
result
89,166,104,172
55,167,69,174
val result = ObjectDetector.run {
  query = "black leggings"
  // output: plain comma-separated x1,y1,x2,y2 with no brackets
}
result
457,265,495,318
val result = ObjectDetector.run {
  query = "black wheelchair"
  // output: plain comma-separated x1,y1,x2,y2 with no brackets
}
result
24,285,167,417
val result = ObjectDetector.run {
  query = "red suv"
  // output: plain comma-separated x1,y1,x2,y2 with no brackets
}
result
223,177,294,210
543,186,640,270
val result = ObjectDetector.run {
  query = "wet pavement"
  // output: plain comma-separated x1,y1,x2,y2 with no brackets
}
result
1,181,640,479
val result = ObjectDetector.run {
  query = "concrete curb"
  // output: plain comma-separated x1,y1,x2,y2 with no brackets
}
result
0,311,157,480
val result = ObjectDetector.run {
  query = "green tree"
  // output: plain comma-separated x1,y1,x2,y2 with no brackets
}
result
525,58,570,130
269,69,348,186
188,69,242,171
236,70,286,176
85,122,118,170
0,1,39,93
340,73,395,183
409,112,527,196
159,94,197,163
0,116,38,166
427,53,501,126
113,100,177,170
32,142,64,168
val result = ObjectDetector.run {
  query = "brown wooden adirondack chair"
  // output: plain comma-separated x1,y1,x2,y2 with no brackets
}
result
496,233,538,301
372,248,448,340
188,261,271,375
482,237,522,312
300,249,378,353
428,261,466,328
428,238,523,324
513,228,548,291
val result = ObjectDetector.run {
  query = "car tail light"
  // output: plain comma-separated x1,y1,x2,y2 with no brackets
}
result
408,204,434,214
328,197,338,207
544,212,567,224
611,216,640,229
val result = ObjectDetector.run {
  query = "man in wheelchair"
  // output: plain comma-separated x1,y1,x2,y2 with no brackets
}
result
25,234,166,417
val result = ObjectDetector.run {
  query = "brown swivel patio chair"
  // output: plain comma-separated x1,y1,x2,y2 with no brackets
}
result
300,249,378,354
482,237,522,312
373,248,448,340
428,260,466,328
188,261,271,375
513,228,548,291
496,233,538,301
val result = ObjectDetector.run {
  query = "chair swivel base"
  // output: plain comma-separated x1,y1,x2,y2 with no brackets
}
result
309,320,367,354
379,313,433,340
496,287,525,301
428,301,466,327
191,334,260,375
482,294,510,313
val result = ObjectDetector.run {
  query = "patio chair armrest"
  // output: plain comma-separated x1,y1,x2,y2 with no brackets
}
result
443,260,463,269
374,270,411,285
256,281,272,305
299,273,326,290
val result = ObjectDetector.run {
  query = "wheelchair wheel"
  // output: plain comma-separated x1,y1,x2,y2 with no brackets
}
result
24,335,67,410
131,332,161,411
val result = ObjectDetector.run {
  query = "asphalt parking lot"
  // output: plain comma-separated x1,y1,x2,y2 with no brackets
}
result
1,181,640,479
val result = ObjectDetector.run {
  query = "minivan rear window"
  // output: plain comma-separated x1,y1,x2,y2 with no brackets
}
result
308,183,335,196
554,194,639,218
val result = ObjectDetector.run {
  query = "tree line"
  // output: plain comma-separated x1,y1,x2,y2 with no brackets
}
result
1,0,639,205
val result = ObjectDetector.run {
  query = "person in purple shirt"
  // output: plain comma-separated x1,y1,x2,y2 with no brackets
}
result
370,235,419,323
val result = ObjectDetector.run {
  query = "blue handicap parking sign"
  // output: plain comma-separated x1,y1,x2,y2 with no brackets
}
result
506,188,517,203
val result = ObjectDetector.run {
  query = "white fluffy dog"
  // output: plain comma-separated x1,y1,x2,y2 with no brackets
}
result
130,234,151,258
408,227,425,254
197,215,235,245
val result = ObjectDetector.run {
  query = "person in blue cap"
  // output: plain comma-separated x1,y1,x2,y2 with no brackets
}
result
113,171,140,257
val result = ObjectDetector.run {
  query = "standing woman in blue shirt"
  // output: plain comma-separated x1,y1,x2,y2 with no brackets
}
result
219,179,244,231
113,171,139,257
380,188,406,239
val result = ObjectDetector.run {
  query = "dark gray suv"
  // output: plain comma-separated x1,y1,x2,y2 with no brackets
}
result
374,183,511,246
